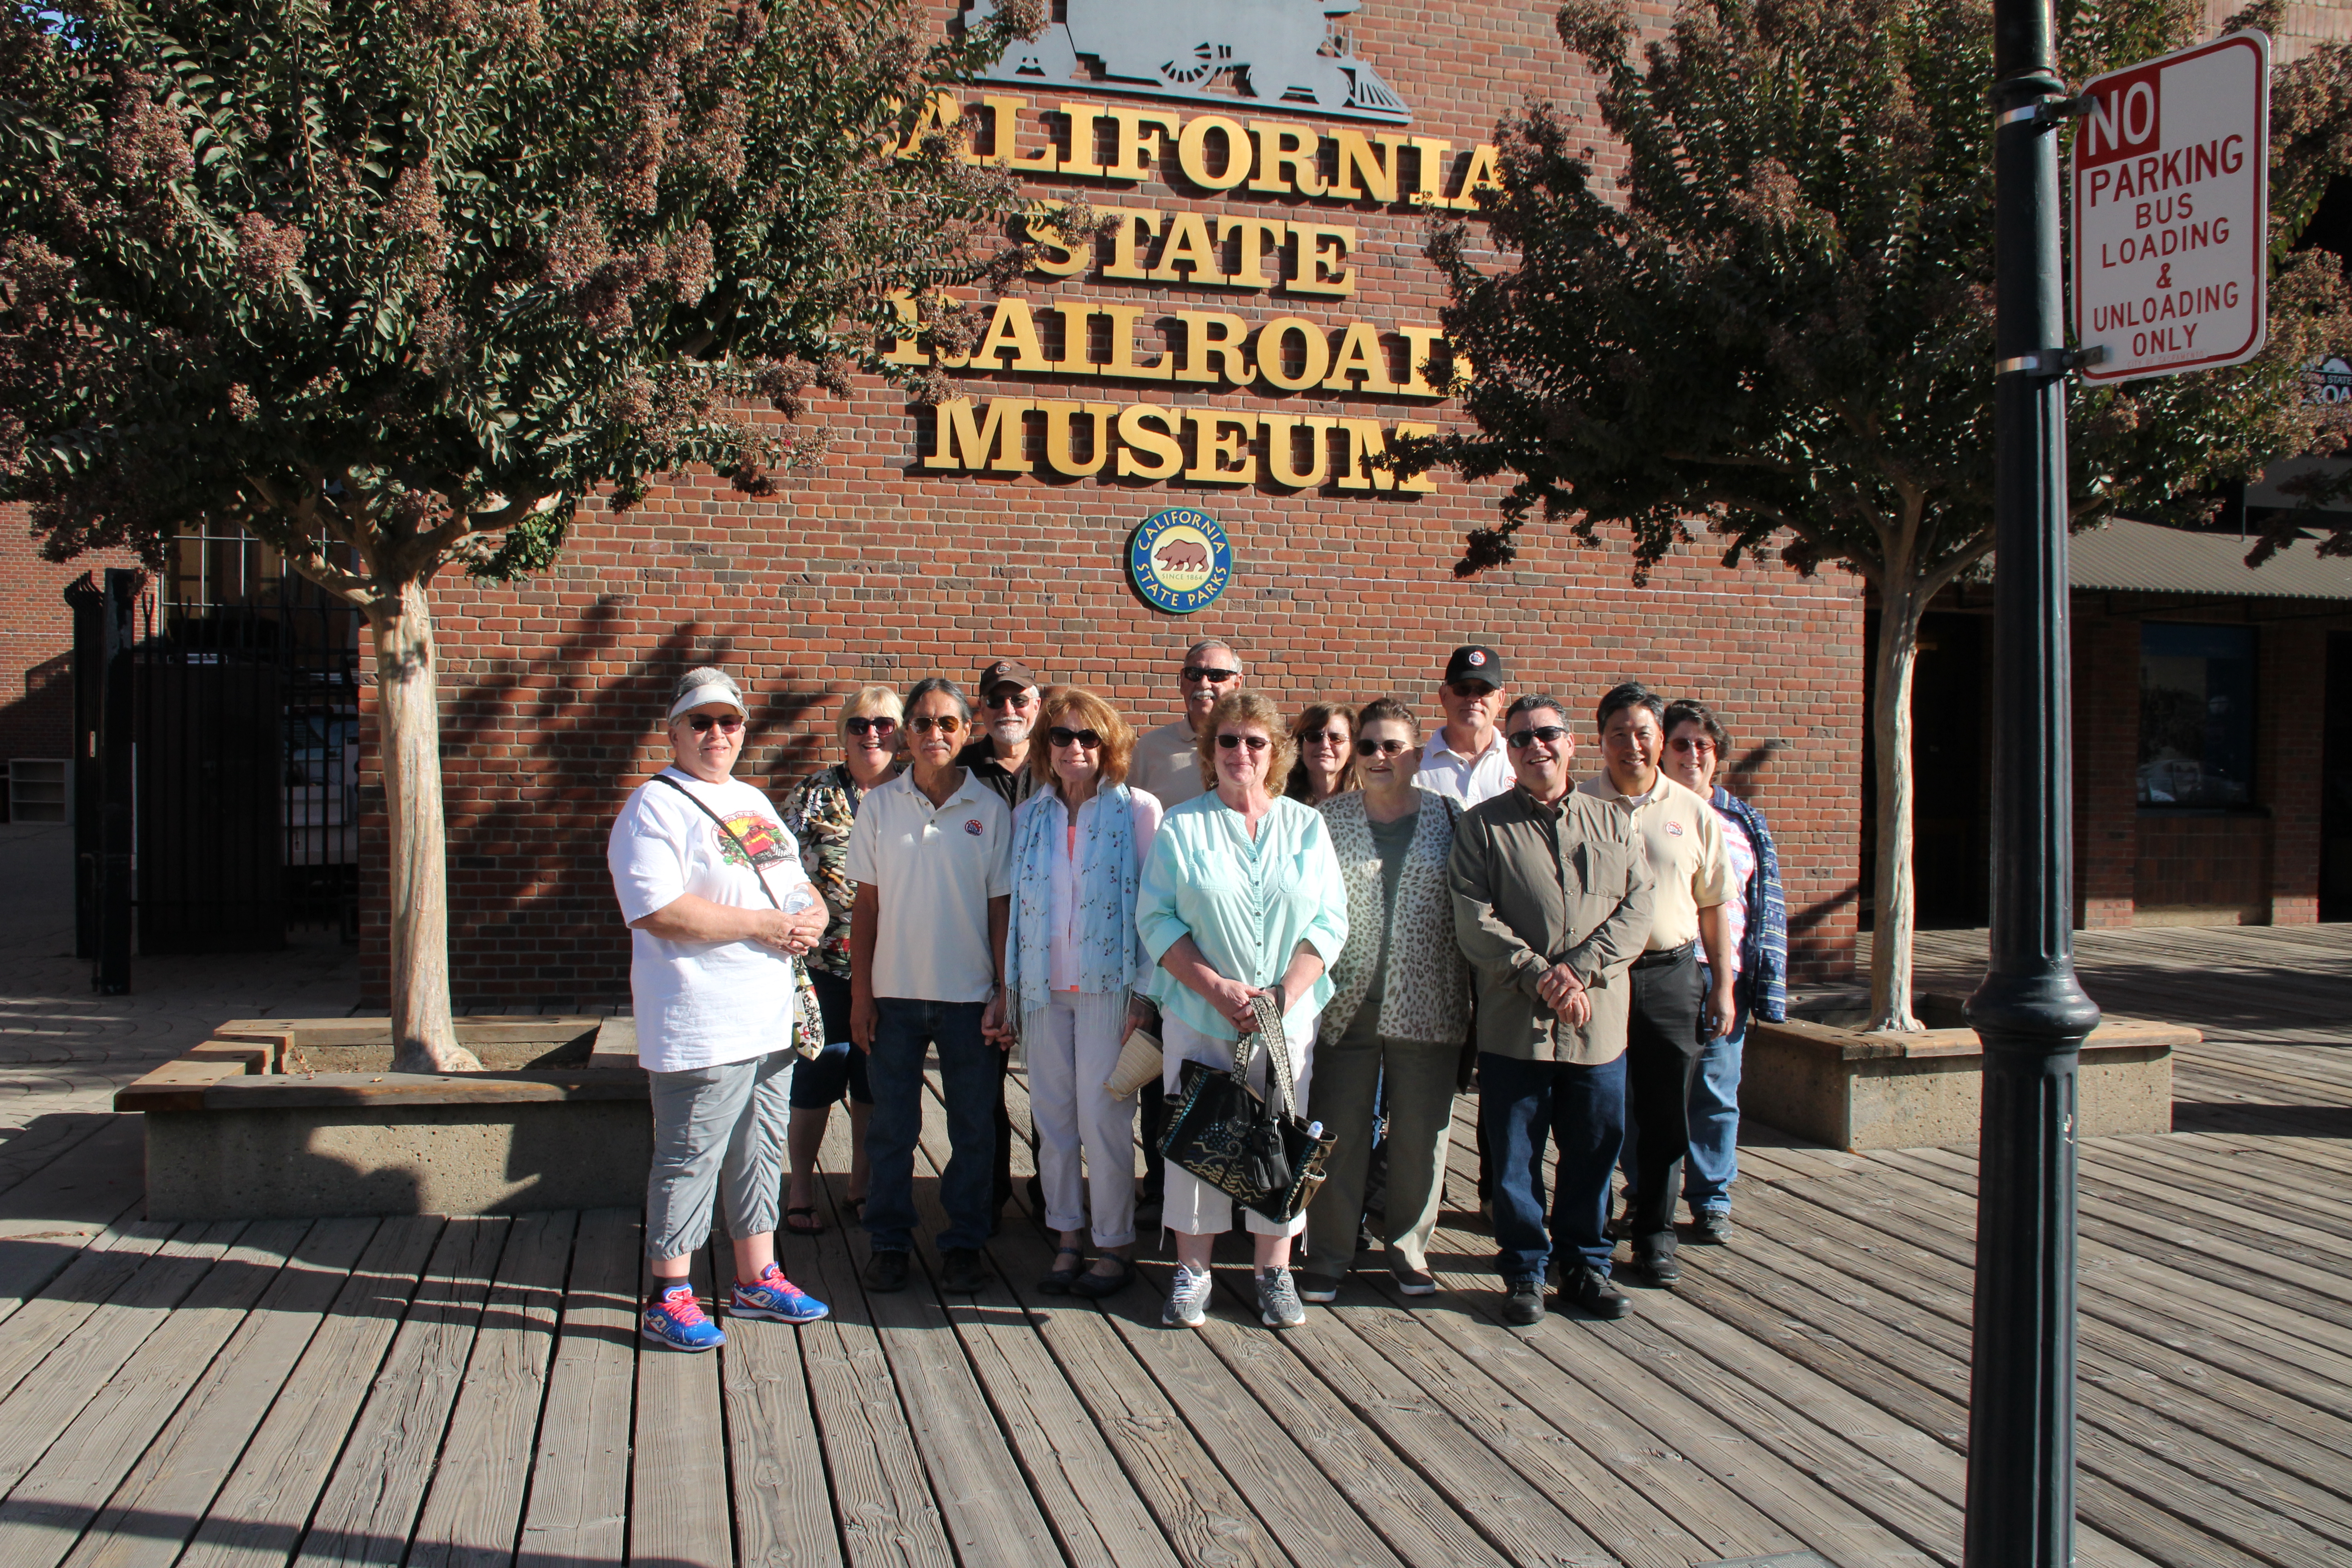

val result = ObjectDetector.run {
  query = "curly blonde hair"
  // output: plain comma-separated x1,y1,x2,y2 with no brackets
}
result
1194,690,1295,798
1027,687,1136,790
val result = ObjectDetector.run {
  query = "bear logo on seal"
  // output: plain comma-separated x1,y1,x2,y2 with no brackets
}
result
1156,539,1211,573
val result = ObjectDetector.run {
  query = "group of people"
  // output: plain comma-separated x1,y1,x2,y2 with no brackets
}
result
606,640,1786,1349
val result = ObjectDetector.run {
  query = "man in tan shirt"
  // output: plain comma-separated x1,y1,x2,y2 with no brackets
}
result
1451,695,1653,1325
1576,682,1735,1287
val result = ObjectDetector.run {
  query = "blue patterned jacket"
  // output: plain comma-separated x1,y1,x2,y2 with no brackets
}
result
1713,786,1788,1023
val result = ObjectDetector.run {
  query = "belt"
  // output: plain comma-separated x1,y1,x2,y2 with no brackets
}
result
1631,941,1697,970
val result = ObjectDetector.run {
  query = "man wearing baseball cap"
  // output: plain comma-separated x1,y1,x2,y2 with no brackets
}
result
959,658,1041,811
1417,645,1514,809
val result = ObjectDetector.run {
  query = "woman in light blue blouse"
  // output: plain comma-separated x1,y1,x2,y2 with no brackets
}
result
1003,688,1163,1299
1137,690,1349,1332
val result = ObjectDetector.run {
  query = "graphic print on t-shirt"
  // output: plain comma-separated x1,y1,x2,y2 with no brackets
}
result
715,811,794,869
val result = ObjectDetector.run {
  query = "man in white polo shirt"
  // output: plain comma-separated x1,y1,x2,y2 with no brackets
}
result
1576,681,1735,1289
1416,644,1513,808
847,676,1014,1296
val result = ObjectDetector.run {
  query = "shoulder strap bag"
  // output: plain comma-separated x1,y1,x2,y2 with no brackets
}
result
651,772,827,1059
1158,990,1337,1224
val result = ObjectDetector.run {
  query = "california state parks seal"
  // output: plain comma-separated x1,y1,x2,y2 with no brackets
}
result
1126,509,1233,615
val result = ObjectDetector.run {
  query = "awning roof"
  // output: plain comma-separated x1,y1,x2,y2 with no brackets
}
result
2070,517,2352,602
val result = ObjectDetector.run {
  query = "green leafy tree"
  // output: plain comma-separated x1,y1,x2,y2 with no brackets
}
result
1412,0,2352,1028
0,0,1049,1069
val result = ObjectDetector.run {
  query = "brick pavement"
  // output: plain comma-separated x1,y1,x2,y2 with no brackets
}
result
0,821,359,1205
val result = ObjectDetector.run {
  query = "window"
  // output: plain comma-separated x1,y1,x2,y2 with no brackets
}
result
2139,623,2257,807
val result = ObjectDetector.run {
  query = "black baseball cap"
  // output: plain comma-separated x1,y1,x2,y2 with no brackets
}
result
1443,646,1507,686
976,657,1039,694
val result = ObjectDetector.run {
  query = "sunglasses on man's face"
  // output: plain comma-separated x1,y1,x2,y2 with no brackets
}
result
1048,726,1102,749
1670,735,1717,755
1215,733,1270,751
1505,725,1569,749
1447,681,1498,700
985,691,1034,710
908,713,964,735
845,716,896,739
1182,666,1240,685
1299,728,1349,747
682,714,743,734
1355,738,1411,758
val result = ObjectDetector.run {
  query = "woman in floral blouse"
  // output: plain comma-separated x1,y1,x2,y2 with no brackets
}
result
1003,688,1162,1297
775,683,902,1234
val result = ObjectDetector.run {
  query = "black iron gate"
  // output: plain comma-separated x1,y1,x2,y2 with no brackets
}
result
69,561,363,976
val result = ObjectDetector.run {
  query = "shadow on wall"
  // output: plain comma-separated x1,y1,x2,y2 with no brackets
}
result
362,598,843,1006
0,651,74,813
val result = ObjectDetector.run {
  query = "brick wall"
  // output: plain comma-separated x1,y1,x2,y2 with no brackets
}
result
355,0,1868,1005
2261,622,2328,924
0,501,141,817
2075,611,2141,927
2135,814,2270,917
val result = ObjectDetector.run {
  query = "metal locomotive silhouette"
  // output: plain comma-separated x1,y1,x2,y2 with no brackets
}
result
963,0,1411,124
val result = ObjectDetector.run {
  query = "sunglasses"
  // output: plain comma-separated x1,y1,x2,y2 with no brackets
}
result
1215,733,1270,751
681,713,743,734
1670,735,1718,755
845,716,897,738
1048,726,1102,749
1355,738,1411,758
1182,666,1240,684
1299,728,1349,746
1447,681,1498,699
908,714,964,735
985,691,1034,710
1505,725,1569,748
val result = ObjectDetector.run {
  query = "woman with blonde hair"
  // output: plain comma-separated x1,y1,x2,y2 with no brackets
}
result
1286,702,1359,804
1137,690,1348,1330
775,683,903,1235
1003,688,1163,1296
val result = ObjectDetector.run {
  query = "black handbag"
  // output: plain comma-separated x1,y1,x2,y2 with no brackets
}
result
1158,991,1337,1224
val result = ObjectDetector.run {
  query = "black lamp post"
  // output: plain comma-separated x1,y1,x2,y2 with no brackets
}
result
1966,0,2103,1563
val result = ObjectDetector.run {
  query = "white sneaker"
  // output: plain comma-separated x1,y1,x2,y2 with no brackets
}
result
1256,1267,1306,1329
1162,1264,1212,1328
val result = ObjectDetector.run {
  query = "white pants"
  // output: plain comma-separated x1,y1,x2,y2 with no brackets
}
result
1161,1011,1318,1239
1025,991,1139,1248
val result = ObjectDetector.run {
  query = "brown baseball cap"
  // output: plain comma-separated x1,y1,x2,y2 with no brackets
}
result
975,657,1039,694
1444,645,1507,685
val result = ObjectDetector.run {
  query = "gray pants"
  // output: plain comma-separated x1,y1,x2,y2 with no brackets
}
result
646,1050,791,1262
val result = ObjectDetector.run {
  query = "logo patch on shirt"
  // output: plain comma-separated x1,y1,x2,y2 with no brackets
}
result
1665,821,1685,838
963,818,985,836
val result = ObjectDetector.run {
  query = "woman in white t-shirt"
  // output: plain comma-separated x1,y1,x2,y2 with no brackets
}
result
607,667,833,1352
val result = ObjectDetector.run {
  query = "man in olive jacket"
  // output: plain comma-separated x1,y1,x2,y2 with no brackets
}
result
1450,694,1654,1325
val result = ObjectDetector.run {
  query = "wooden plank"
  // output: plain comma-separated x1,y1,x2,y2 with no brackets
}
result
0,1220,308,1568
719,1208,843,1568
0,1224,180,1406
407,1210,578,1568
174,1215,445,1568
0,1117,147,1231
290,1215,510,1568
629,1244,733,1568
514,1208,639,1568
54,1219,378,1568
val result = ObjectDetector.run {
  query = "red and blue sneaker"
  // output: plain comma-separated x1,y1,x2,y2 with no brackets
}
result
730,1263,828,1323
642,1283,727,1351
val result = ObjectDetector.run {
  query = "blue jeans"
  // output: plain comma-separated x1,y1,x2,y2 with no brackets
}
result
863,999,999,1254
1683,965,1747,1216
1478,1050,1626,1283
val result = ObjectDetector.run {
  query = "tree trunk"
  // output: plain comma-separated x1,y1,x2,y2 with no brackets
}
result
372,579,481,1074
1868,578,1929,1032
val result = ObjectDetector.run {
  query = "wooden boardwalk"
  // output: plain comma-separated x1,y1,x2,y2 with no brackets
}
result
0,926,2347,1568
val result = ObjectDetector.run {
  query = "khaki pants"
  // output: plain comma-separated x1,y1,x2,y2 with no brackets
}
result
1303,1034,1459,1275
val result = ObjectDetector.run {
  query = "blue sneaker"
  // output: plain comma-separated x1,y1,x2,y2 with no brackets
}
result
729,1263,828,1323
642,1283,727,1351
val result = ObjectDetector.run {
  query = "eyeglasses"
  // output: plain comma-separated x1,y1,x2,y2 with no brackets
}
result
1670,736,1718,756
907,713,965,735
1182,666,1240,684
1447,681,1498,699
1299,728,1349,746
1048,726,1102,749
985,691,1034,710
1355,738,1411,758
1505,725,1568,749
845,716,897,739
1215,733,1270,751
681,714,743,734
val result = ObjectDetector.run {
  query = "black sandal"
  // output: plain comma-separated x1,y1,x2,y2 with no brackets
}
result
783,1205,824,1236
1068,1255,1135,1298
1038,1246,1087,1294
